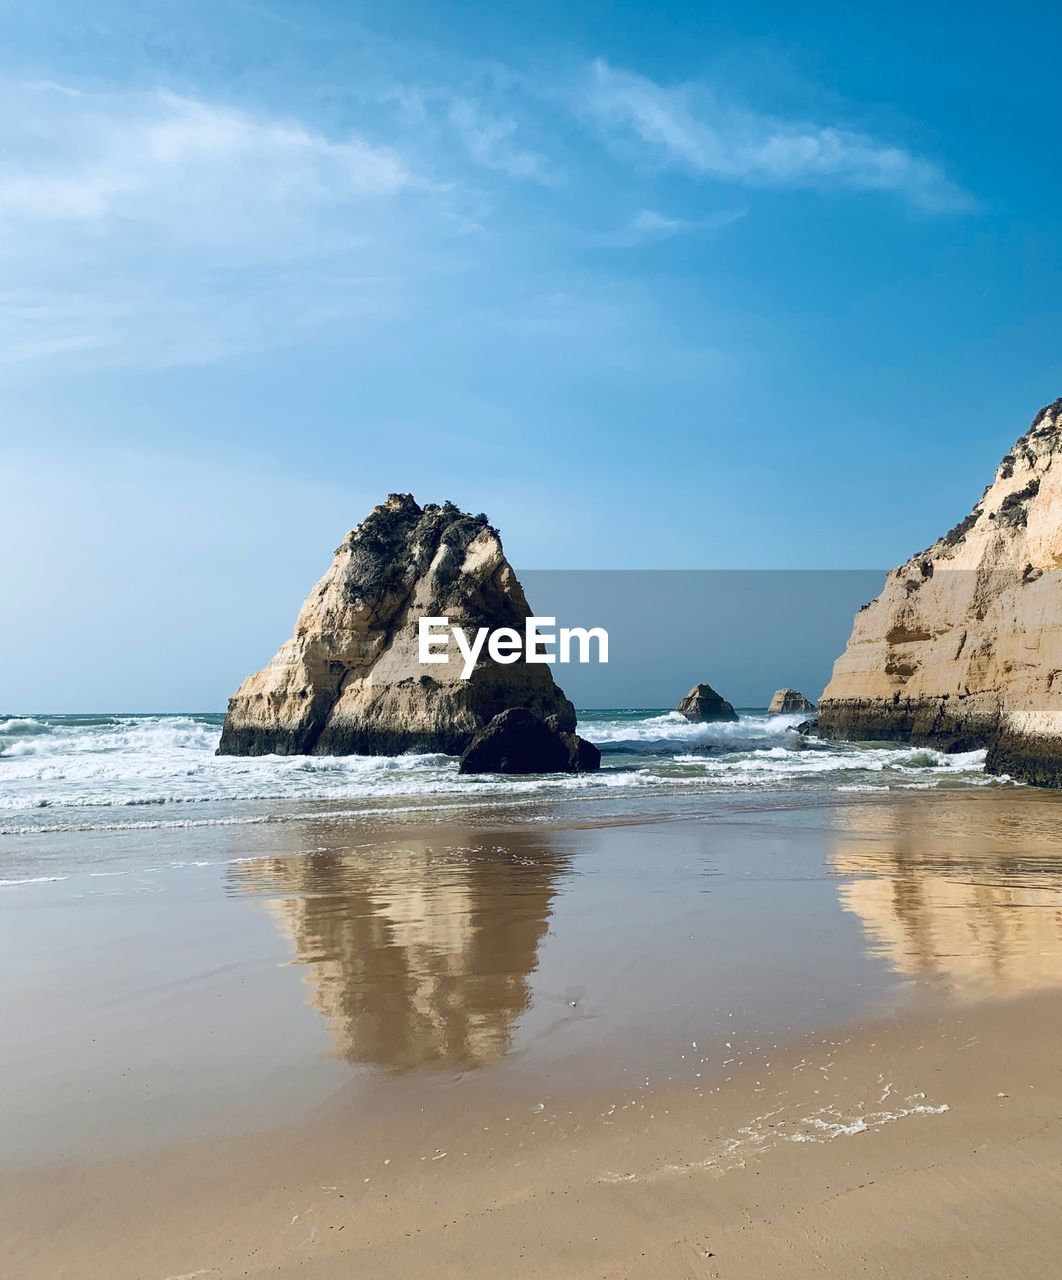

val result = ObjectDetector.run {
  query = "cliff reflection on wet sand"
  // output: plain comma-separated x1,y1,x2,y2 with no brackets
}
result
830,791,1062,1001
228,829,567,1071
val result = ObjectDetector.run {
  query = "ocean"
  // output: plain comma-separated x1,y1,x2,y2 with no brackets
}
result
0,708,996,847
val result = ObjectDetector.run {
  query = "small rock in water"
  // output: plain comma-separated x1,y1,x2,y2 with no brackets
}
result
768,688,816,714
674,683,737,723
458,707,600,775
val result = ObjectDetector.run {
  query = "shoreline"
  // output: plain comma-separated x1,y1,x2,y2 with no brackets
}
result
4,785,1062,1275
4,986,1062,1278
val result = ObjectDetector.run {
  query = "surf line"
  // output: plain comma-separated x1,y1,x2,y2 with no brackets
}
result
418,616,608,680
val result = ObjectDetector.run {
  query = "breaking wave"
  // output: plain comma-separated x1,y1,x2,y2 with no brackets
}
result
0,708,997,837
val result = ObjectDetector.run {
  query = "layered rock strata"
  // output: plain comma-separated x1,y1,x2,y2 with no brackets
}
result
218,495,577,757
818,399,1062,785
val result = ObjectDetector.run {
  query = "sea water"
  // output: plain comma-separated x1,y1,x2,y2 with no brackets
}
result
0,708,996,845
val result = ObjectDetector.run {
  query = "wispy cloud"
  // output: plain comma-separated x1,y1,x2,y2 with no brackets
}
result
0,81,410,232
579,61,970,212
592,206,746,248
0,50,972,374
380,84,550,183
445,96,548,181
0,80,436,366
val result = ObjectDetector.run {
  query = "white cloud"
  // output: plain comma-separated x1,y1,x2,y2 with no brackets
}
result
580,61,970,211
0,57,971,374
445,97,547,181
0,82,409,230
593,206,746,248
380,83,549,182
0,80,432,366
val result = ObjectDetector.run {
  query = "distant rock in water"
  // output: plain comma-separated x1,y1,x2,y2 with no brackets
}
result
675,683,738,723
818,398,1062,786
217,494,576,757
458,708,601,775
768,689,816,714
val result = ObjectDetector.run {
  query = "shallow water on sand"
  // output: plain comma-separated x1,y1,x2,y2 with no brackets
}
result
2,786,1061,1167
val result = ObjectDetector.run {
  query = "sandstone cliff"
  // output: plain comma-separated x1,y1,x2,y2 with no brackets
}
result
218,495,576,756
818,399,1062,785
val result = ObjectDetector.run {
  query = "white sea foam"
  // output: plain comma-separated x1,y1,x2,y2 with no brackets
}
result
786,1097,951,1144
0,717,49,734
0,710,994,834
0,874,69,887
577,710,808,754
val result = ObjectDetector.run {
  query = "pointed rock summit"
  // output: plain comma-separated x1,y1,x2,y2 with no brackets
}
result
675,683,738,723
768,689,816,714
818,398,1062,785
217,494,577,757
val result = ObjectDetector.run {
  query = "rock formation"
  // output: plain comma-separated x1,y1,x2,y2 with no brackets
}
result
675,683,738,723
218,495,577,757
458,708,601,775
768,689,816,714
818,399,1062,785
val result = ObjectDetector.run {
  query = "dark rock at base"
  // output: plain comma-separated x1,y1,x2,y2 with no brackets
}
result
546,715,603,771
986,732,1062,786
567,733,603,772
794,718,819,735
675,683,738,723
815,697,995,753
459,708,602,775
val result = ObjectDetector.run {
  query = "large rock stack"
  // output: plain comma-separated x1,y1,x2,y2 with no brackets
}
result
218,495,578,757
818,400,1062,785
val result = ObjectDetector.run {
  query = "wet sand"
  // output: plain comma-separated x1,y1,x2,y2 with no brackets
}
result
5,991,1062,1278
3,787,1062,1275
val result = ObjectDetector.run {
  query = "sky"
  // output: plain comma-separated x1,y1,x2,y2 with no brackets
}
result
519,571,884,708
2,0,1061,709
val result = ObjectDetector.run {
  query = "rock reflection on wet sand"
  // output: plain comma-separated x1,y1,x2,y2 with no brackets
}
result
5,790,1062,1168
225,791,1062,1088
227,830,568,1071
829,790,1062,1001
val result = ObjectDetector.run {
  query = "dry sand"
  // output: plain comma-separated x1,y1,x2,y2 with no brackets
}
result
4,987,1060,1279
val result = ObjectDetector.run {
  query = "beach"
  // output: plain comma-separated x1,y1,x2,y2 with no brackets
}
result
3,712,1062,1275
5,2,1061,1272
6,987,1062,1278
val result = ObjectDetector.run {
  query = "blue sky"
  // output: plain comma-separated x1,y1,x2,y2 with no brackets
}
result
2,0,1061,708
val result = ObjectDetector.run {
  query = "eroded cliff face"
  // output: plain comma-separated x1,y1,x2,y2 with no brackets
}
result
217,494,576,756
818,399,1062,785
